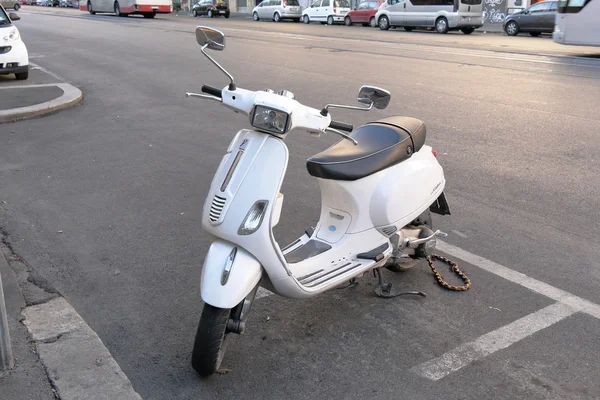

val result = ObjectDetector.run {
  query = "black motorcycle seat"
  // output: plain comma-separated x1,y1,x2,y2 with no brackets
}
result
306,116,427,181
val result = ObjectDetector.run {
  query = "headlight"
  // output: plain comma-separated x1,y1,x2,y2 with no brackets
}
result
251,106,290,135
4,28,20,42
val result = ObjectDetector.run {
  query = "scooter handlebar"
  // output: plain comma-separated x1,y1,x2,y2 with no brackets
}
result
201,85,223,99
328,120,353,133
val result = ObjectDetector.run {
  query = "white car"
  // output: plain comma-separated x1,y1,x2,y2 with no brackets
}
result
0,5,28,80
302,0,351,25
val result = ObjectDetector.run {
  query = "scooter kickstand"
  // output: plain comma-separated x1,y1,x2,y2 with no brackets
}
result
373,268,426,299
337,278,359,290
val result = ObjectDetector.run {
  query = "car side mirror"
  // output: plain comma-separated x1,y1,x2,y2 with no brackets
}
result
357,85,391,110
9,12,21,20
523,9,529,14
196,26,225,51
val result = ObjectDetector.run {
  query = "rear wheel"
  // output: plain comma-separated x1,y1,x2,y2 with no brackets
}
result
461,27,474,34
253,11,259,20
273,12,281,22
369,16,376,27
303,14,310,23
114,1,125,16
142,11,155,18
13,3,20,10
294,18,301,22
435,17,449,34
191,304,231,377
207,9,213,17
386,210,433,273
344,16,351,26
404,26,413,32
530,32,541,37
194,9,199,16
87,1,95,14
327,15,334,25
505,20,519,36
378,15,390,30
224,11,230,18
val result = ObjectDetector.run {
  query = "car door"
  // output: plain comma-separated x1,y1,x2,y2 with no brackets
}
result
259,0,269,17
354,1,367,21
520,1,550,30
318,0,331,19
307,0,321,18
541,1,557,32
387,0,405,25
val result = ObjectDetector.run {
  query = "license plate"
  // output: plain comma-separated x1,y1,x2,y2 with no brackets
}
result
340,10,347,13
290,7,297,11
219,10,225,13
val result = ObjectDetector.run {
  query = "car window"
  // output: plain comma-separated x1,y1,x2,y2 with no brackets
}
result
369,1,379,7
334,0,349,6
356,2,366,8
311,0,321,6
0,7,11,26
321,0,330,6
286,0,300,5
529,2,550,12
547,1,557,10
274,0,281,5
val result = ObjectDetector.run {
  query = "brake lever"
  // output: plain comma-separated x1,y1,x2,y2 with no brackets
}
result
325,127,358,146
185,92,222,102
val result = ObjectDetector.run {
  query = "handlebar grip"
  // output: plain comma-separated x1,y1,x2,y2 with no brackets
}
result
201,85,223,99
329,120,354,133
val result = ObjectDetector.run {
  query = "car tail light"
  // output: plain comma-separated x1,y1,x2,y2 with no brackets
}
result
333,7,337,12
432,148,438,157
282,0,286,7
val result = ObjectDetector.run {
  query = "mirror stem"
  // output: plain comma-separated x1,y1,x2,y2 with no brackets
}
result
320,102,373,116
201,44,236,91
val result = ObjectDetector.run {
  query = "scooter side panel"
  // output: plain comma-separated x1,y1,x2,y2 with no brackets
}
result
201,240,263,309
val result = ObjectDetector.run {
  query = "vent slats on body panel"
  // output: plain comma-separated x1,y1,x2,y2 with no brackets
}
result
209,195,227,222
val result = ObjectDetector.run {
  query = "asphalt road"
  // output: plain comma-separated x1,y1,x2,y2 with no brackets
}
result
2,7,600,400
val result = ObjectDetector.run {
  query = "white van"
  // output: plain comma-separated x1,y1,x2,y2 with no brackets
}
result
375,0,483,34
302,0,351,25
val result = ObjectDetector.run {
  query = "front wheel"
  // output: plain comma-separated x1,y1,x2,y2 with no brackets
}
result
369,16,376,27
378,15,390,30
88,1,95,14
505,21,519,36
207,9,213,17
344,16,351,26
530,32,541,37
435,17,449,34
327,15,334,25
303,14,310,23
191,304,232,377
13,3,20,10
253,11,259,21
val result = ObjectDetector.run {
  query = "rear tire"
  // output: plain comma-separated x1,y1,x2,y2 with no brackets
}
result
386,210,433,273
273,12,281,22
194,9,199,16
344,16,351,26
224,11,229,18
294,18,301,22
87,1,95,14
114,1,124,16
253,11,259,20
505,21,519,36
191,304,231,377
142,12,155,18
530,32,541,37
461,27,474,34
378,15,389,30
435,17,449,34
207,9,213,17
14,3,20,10
303,14,310,23
369,16,376,27
327,15,334,25
404,26,413,31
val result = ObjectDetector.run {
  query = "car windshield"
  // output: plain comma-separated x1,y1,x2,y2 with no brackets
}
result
215,0,227,4
335,0,350,6
286,0,300,4
0,7,12,25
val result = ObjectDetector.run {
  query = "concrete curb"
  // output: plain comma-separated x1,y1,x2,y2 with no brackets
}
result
0,83,83,124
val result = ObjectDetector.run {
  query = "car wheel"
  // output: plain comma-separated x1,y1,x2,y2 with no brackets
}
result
435,17,449,34
14,3,20,10
207,9,213,17
378,15,389,30
87,1,95,14
114,1,124,16
294,18,300,22
530,32,541,37
303,14,310,23
505,21,519,36
194,9,199,16
142,11,155,18
274,12,281,22
461,27,475,34
224,11,230,18
327,15,334,25
369,16,376,27
253,11,259,21
344,16,351,26
15,70,29,81
404,26,413,32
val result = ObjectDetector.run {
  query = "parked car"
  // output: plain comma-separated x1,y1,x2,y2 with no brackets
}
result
252,0,302,22
0,0,22,10
503,0,557,36
192,0,230,17
0,5,28,80
302,0,351,25
23,0,36,4
59,0,75,7
36,0,51,6
344,0,381,27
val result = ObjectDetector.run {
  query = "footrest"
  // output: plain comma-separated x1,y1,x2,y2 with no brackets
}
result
357,242,390,262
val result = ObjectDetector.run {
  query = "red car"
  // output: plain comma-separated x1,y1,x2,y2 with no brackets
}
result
344,0,382,27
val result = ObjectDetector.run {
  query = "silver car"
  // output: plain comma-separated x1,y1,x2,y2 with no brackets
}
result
252,0,303,22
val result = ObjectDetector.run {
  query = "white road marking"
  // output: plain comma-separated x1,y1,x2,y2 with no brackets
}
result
451,230,468,238
411,302,578,381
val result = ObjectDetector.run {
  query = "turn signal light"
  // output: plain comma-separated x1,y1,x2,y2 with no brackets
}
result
432,148,438,157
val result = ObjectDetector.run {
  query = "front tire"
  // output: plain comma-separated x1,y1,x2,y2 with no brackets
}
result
303,14,310,23
369,16,376,27
253,11,259,21
435,17,449,34
14,3,20,10
207,9,213,17
191,304,232,377
88,1,95,14
15,70,29,81
344,16,351,26
327,15,334,25
114,1,124,16
530,32,541,37
378,15,390,30
505,21,519,36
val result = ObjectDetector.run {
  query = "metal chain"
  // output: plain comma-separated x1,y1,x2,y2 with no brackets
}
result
427,254,471,291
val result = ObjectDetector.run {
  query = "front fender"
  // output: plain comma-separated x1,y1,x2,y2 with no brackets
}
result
201,241,263,309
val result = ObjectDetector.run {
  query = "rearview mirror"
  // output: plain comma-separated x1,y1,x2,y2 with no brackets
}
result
196,26,225,51
9,12,21,21
357,86,391,110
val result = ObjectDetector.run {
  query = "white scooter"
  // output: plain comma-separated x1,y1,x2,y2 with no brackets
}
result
187,26,452,376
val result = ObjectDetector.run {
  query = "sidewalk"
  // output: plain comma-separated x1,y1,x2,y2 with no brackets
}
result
0,64,82,123
0,245,57,400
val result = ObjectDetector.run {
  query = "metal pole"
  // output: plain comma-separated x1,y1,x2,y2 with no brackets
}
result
0,271,14,371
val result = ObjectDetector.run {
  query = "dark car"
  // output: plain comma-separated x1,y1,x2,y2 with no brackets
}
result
503,0,557,36
344,0,382,27
192,0,230,18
